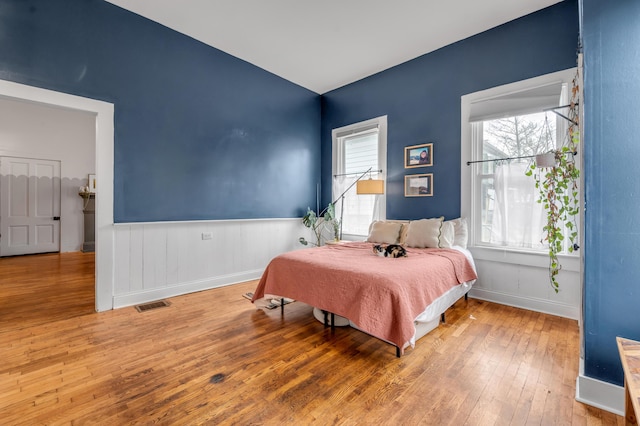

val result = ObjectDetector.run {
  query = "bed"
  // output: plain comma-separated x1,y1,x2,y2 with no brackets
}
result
251,217,477,356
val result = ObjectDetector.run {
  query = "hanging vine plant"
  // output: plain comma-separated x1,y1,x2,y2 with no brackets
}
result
526,74,581,293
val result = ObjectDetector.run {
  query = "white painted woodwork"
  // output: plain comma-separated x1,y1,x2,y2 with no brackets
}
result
112,218,308,308
460,69,583,321
0,156,61,256
110,216,581,318
0,78,115,312
468,247,581,320
576,372,625,416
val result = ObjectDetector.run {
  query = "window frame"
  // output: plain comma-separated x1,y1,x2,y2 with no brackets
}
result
331,115,387,239
461,68,580,257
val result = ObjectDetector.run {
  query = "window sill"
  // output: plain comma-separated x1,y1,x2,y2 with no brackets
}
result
468,245,580,273
341,233,367,241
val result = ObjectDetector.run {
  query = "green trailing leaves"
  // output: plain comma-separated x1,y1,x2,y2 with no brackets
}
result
528,74,581,293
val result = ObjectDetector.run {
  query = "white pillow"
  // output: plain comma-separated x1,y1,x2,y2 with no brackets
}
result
439,221,455,248
405,217,444,248
446,217,468,248
398,223,409,245
366,221,403,244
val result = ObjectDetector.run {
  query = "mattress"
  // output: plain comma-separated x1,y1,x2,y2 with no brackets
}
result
311,246,477,350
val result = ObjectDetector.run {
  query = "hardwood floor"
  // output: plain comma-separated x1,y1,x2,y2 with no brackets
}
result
0,252,623,425
0,252,95,332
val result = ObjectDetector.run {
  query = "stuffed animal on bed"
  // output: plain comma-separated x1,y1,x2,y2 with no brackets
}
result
372,244,407,258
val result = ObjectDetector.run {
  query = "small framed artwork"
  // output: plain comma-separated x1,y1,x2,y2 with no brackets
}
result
404,173,433,197
404,142,433,168
88,174,97,193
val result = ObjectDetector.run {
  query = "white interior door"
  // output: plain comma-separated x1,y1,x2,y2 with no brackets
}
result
0,156,61,256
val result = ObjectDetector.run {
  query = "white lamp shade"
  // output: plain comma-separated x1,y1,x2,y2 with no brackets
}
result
357,179,384,194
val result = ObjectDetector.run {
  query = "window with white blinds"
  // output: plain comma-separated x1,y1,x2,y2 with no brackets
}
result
344,130,378,174
332,116,387,238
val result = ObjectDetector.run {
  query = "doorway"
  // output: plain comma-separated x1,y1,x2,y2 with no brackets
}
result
0,79,115,312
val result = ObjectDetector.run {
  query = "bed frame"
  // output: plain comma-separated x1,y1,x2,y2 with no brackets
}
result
253,240,477,357
278,290,470,358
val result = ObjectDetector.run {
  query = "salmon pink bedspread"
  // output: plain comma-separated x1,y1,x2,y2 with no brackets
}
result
252,242,477,352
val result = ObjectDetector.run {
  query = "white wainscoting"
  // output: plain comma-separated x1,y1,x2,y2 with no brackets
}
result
111,220,582,320
112,218,308,308
576,373,624,416
468,247,581,320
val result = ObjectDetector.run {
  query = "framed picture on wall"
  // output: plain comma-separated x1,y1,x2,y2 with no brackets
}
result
404,142,433,168
404,173,433,197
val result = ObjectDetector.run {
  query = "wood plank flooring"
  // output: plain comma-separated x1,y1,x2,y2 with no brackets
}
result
0,252,95,332
0,252,623,425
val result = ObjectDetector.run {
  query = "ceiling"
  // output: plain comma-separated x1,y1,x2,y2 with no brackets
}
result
104,0,563,94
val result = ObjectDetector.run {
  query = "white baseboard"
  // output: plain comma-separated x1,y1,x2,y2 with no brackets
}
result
469,287,579,320
575,374,624,415
112,269,263,308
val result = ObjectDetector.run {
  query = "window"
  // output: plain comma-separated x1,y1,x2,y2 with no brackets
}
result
462,69,580,253
477,112,555,249
332,116,387,238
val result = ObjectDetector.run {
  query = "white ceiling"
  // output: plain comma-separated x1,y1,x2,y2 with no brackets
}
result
104,0,563,94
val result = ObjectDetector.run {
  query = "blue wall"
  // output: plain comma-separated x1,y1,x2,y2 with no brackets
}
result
0,0,321,222
582,0,640,386
321,1,579,220
3,0,629,392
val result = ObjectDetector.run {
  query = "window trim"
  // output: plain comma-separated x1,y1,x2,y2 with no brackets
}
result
461,68,578,255
331,115,387,238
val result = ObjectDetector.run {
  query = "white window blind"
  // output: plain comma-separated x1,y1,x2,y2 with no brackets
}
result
469,82,564,123
344,130,378,174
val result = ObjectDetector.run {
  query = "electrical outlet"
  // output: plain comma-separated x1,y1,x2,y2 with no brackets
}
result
201,232,213,240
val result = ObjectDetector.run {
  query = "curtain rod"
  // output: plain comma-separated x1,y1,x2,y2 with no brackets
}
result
544,103,579,126
466,155,536,166
466,151,577,166
334,169,383,178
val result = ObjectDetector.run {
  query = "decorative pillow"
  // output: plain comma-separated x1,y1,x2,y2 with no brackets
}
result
366,221,403,244
398,223,410,245
405,217,444,248
446,217,468,248
439,221,455,248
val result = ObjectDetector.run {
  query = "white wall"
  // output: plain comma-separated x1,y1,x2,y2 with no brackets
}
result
469,248,581,320
112,218,309,307
0,97,96,252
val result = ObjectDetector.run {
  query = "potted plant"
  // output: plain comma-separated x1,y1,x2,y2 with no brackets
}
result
299,203,340,246
526,77,580,293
